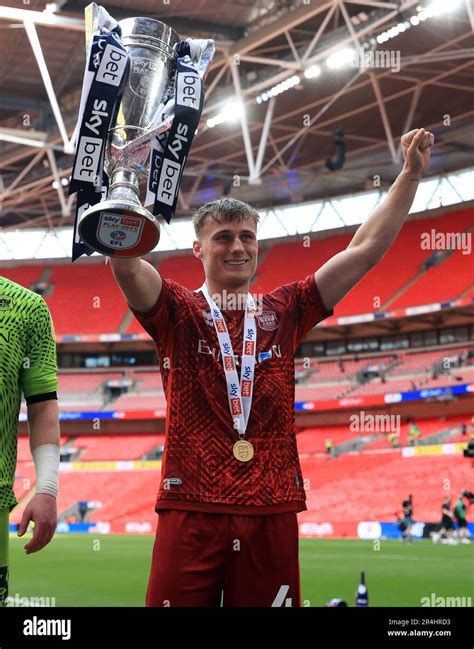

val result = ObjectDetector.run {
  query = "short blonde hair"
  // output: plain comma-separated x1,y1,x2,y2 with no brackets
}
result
192,198,259,238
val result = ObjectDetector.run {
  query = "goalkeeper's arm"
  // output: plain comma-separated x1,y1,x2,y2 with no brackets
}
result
18,399,60,554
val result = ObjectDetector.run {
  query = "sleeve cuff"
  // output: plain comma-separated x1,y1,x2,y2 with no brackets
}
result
308,273,333,319
129,279,169,320
26,391,58,406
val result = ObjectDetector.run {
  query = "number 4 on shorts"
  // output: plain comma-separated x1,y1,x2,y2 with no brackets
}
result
271,585,292,607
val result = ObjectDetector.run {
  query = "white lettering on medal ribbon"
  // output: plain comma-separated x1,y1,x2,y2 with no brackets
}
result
200,283,257,438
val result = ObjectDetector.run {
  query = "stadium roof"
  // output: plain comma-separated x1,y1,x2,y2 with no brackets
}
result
0,0,473,232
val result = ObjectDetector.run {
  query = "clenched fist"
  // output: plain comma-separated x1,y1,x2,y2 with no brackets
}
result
401,128,434,178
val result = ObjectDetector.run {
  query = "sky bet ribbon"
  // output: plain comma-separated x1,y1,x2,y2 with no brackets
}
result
149,41,204,223
69,27,129,261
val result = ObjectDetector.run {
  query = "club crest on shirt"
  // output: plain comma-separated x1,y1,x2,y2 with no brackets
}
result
0,296,14,311
256,310,279,331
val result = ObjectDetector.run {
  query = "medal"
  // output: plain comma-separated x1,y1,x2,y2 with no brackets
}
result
233,440,254,462
200,283,257,462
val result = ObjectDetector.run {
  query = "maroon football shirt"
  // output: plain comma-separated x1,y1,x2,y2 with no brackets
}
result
131,273,332,515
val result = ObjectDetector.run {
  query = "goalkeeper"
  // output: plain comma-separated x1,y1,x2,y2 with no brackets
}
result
0,276,60,606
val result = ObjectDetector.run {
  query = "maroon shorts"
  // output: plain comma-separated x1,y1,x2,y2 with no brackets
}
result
146,510,301,607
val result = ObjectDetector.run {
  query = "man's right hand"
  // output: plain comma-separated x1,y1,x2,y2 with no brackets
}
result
110,257,163,313
18,494,57,554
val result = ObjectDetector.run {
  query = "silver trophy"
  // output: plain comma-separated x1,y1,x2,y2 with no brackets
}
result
78,13,180,257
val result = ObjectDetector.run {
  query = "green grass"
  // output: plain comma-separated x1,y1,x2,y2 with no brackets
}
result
7,535,474,607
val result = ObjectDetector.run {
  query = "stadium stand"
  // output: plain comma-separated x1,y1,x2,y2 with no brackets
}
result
250,208,474,316
301,453,472,522
297,426,364,454
12,412,472,533
2,208,471,336
13,461,36,507
111,394,167,410
51,470,159,524
131,371,163,392
0,265,43,289
58,373,125,392
69,434,165,461
22,344,466,414
44,264,127,334
16,437,32,463
391,246,474,309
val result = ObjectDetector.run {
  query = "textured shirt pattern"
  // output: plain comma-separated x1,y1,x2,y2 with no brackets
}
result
132,273,332,515
0,277,58,510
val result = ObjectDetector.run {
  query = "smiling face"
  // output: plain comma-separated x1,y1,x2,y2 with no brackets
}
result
193,214,258,294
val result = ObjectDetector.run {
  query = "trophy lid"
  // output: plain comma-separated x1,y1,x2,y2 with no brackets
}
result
118,17,180,58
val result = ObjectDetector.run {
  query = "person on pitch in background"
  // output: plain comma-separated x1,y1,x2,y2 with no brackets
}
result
0,276,60,607
431,497,456,544
401,494,415,542
454,491,471,544
110,127,434,607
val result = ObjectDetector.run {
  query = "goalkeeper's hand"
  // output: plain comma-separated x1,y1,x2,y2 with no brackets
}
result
17,493,57,554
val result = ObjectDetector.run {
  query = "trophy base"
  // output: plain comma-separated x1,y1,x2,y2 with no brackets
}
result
78,200,160,258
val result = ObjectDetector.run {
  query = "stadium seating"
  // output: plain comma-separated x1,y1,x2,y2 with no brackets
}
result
131,371,163,392
70,434,165,461
45,264,128,334
59,373,124,393
111,394,167,410
388,349,454,376
360,416,468,450
251,208,474,315
301,452,472,522
52,470,159,524
295,384,350,400
3,208,472,336
36,344,470,414
87,471,160,529
13,461,36,508
391,247,474,309
0,264,43,289
297,426,362,453
16,436,32,463
12,418,471,531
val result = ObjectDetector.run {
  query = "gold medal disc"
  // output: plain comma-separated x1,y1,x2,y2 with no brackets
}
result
233,440,254,462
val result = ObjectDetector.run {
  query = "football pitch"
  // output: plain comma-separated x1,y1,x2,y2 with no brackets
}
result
8,535,474,607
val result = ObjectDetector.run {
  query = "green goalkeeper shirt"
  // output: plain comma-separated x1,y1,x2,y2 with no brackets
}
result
0,277,58,511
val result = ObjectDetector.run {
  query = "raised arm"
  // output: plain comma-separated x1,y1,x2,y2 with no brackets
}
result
110,257,163,313
315,128,434,311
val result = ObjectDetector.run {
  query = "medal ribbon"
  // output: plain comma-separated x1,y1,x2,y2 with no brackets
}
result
200,284,257,438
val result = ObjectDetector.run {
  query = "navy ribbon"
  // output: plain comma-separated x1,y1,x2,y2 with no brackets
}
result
70,28,128,261
150,41,205,223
